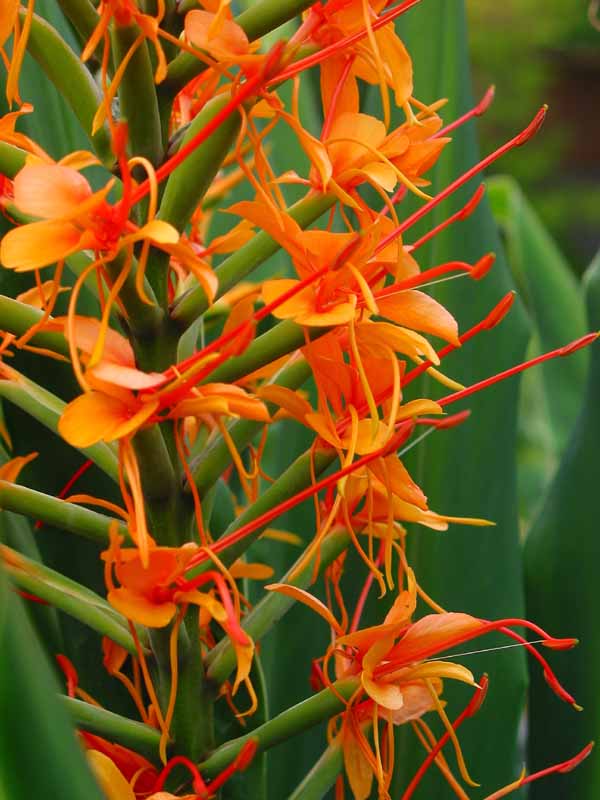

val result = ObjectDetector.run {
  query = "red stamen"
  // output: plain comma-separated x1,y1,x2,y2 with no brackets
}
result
375,106,547,252
349,541,386,633
415,410,471,430
16,589,49,605
204,740,258,796
402,676,489,799
497,627,577,706
439,333,599,409
154,754,208,794
485,743,594,800
271,0,424,85
321,56,356,140
130,44,285,206
56,654,79,698
433,85,496,139
185,423,416,572
408,184,486,252
35,459,94,530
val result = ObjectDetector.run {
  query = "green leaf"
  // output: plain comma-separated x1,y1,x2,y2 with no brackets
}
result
524,251,600,799
488,175,587,448
386,4,530,796
0,564,105,800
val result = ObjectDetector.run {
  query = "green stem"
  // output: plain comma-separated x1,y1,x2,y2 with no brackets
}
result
147,96,241,308
204,320,325,387
190,358,311,497
206,528,350,685
199,679,358,778
2,544,143,654
287,740,344,800
62,696,161,759
57,0,99,45
0,482,128,544
171,611,215,761
170,193,335,330
0,380,119,481
192,447,337,577
132,426,180,547
22,12,113,166
111,23,163,167
0,296,69,357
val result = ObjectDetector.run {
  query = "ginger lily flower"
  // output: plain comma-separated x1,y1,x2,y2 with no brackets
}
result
0,163,178,271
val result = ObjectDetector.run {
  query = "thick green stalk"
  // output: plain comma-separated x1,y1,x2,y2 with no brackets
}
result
147,95,242,308
203,320,324,387
2,544,142,653
0,380,119,481
206,528,350,685
192,447,337,576
199,679,358,778
190,358,311,496
170,611,215,761
159,97,242,233
164,0,317,96
132,426,180,547
0,296,70,358
0,482,128,544
22,12,113,165
170,193,335,330
287,740,344,800
111,24,163,167
57,0,99,45
62,697,161,759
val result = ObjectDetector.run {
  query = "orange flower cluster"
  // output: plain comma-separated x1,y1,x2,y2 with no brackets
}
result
0,1,594,798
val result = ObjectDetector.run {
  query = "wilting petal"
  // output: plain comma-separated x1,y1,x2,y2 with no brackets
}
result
13,163,92,218
1,219,83,271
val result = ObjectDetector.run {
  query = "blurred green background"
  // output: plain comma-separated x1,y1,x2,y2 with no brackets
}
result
467,0,600,272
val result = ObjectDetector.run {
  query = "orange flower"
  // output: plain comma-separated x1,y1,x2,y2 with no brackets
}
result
0,162,178,271
295,0,414,119
103,538,255,695
185,6,262,65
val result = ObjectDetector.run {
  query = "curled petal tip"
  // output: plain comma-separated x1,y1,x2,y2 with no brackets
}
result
573,702,584,712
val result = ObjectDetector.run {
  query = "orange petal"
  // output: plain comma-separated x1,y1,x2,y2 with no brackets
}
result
108,587,177,628
88,362,167,390
87,750,136,800
13,163,92,218
266,583,344,635
62,315,136,367
0,451,37,483
377,290,459,345
1,219,83,271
